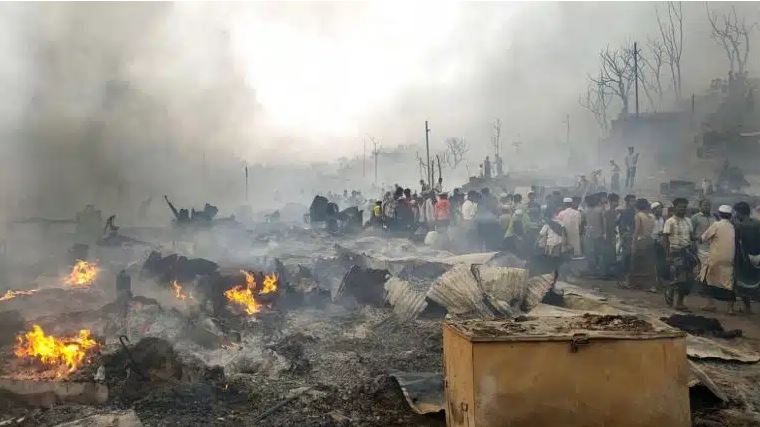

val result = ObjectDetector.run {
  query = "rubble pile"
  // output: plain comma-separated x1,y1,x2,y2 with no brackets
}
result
1,208,760,427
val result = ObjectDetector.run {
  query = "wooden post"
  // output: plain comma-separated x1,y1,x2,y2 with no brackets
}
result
425,121,431,187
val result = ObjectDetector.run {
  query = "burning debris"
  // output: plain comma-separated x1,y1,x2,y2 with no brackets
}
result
171,280,193,301
13,325,100,379
64,260,98,288
0,289,42,302
224,270,279,316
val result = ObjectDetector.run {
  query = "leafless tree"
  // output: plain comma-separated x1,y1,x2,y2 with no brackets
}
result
643,37,666,106
590,45,636,115
443,137,469,169
706,5,756,74
656,2,684,101
579,77,612,135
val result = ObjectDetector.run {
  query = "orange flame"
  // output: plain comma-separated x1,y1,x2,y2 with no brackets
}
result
223,270,278,316
171,280,193,301
65,260,98,288
14,324,99,378
0,289,41,302
261,274,278,295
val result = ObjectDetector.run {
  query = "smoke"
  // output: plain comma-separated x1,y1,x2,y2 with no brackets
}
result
0,2,752,222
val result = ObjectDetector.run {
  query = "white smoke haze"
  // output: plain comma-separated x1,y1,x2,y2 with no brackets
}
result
0,2,755,223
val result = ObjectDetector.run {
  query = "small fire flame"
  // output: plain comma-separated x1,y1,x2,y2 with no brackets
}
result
14,324,99,378
0,289,41,302
171,280,193,301
261,273,278,294
65,260,98,288
224,270,278,316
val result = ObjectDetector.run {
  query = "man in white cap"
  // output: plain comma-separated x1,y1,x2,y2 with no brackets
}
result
557,197,582,258
700,204,737,314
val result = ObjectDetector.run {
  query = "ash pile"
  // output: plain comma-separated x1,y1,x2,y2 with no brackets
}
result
0,196,563,427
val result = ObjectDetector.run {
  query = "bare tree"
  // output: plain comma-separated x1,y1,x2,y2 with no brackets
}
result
590,45,636,115
656,2,684,101
579,77,612,136
443,137,469,169
706,5,756,74
643,37,666,106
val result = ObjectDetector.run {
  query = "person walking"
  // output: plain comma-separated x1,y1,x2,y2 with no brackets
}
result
699,205,737,314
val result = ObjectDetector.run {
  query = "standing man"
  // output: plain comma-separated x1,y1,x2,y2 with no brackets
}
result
484,156,492,179
692,199,716,286
734,201,760,314
584,194,605,276
495,153,504,177
663,198,696,311
700,205,736,314
610,160,621,192
617,194,637,278
558,197,583,258
603,193,620,277
651,202,667,286
624,146,639,188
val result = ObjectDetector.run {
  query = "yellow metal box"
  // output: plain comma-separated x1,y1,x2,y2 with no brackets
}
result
443,315,690,427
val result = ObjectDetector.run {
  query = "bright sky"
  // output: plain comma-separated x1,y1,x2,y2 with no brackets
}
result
227,2,517,141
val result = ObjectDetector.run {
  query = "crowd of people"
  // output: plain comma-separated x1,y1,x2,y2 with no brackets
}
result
363,180,760,315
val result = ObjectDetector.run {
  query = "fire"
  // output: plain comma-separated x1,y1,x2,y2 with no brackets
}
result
224,270,278,315
14,324,99,378
224,285,261,315
0,289,41,301
171,280,193,301
261,273,278,294
65,260,98,288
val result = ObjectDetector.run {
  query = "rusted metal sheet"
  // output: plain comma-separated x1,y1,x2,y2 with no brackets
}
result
686,334,760,363
384,278,428,322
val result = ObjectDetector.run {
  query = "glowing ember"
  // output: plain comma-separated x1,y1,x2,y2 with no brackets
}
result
171,280,193,300
224,270,278,315
0,289,41,301
65,260,98,288
14,324,99,378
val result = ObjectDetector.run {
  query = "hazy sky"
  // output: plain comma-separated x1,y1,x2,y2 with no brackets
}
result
0,2,755,217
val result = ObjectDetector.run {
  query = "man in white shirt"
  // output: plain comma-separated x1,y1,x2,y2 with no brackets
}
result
557,197,583,258
624,146,639,188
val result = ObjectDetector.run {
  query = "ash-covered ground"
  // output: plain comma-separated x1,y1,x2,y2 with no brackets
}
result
1,215,760,426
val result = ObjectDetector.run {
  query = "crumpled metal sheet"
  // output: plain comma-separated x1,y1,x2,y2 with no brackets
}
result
384,278,428,322
474,265,528,306
686,334,760,363
426,264,494,317
389,370,444,415
522,273,556,312
441,252,499,266
688,360,728,402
